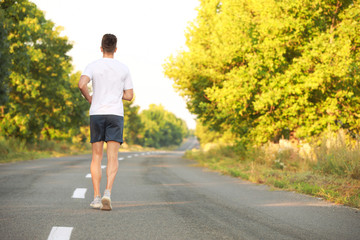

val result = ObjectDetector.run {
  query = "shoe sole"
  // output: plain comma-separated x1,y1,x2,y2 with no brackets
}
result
90,203,101,209
101,197,112,211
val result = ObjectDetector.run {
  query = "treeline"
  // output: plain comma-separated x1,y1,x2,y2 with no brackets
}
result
164,0,360,146
124,103,189,148
0,0,188,149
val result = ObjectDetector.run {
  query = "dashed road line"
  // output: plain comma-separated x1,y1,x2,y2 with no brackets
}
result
101,165,106,169
85,173,91,178
47,226,73,240
134,154,139,157
118,157,124,160
72,188,87,199
127,155,132,158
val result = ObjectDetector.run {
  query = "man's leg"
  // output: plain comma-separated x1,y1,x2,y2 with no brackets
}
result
91,141,104,198
105,141,120,192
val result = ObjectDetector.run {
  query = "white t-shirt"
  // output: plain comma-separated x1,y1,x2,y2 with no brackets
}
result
82,58,133,116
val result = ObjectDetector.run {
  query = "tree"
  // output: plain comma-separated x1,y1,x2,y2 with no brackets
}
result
0,0,88,141
123,99,144,145
0,6,10,105
164,0,360,145
139,104,188,148
195,119,235,147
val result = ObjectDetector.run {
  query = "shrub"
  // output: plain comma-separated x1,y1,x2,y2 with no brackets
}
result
316,131,360,179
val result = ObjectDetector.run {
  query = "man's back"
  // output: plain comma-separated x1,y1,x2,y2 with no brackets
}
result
83,58,133,116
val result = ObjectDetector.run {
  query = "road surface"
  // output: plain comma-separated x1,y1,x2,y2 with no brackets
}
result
0,138,359,240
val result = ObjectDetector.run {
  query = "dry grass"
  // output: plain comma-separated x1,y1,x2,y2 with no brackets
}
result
186,130,360,208
0,137,92,163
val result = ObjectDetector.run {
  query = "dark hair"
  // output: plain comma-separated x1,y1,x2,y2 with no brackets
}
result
101,34,117,53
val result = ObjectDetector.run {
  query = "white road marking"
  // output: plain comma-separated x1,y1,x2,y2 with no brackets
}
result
47,226,73,240
72,188,87,199
134,154,139,157
141,153,145,156
118,157,124,160
127,156,132,158
101,165,106,169
85,173,91,178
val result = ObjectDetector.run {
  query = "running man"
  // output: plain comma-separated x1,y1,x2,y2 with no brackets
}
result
78,34,133,210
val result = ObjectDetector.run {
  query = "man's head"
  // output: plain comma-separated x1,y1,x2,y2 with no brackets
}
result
101,34,117,53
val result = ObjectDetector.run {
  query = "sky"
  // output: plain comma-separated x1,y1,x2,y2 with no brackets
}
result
30,0,199,129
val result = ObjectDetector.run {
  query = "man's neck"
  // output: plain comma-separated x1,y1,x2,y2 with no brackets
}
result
103,52,114,58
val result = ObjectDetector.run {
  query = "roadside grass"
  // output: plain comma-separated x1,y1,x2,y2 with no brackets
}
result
0,137,92,163
0,136,184,163
185,134,360,209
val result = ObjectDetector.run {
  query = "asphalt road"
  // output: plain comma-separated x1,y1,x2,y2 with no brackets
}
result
0,138,359,240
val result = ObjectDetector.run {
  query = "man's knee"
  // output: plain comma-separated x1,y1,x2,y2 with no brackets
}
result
92,142,104,155
93,150,103,158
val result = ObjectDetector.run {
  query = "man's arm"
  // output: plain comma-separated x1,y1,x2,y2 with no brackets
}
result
78,75,92,104
122,89,133,101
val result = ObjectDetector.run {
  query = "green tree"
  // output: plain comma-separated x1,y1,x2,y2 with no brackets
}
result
164,0,360,145
0,6,10,105
139,104,188,148
123,99,144,145
195,119,235,147
0,0,88,141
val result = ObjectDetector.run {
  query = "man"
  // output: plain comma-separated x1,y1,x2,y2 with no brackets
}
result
78,34,133,211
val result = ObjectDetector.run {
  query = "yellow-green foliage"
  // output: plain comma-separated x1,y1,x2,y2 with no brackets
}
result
164,0,360,144
0,1,88,141
195,119,236,150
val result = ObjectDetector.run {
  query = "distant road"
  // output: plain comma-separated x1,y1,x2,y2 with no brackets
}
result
177,136,199,151
1,139,359,240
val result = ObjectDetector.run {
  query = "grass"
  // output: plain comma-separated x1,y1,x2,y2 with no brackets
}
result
0,136,180,164
0,137,92,163
185,131,360,209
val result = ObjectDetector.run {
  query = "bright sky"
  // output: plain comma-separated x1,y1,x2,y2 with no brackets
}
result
30,0,199,129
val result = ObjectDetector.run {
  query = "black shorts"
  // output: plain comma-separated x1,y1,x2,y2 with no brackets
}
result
90,115,124,144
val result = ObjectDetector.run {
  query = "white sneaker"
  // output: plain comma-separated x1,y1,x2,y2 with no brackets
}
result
90,196,101,209
101,189,112,211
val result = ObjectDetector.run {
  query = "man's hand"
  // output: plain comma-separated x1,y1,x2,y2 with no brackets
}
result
123,89,133,101
78,75,92,104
